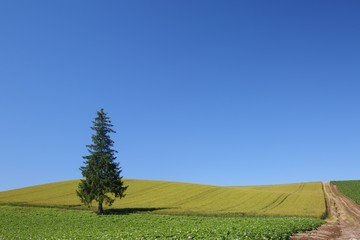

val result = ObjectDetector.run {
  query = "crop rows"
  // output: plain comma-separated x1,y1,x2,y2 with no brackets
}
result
0,205,323,240
0,179,326,218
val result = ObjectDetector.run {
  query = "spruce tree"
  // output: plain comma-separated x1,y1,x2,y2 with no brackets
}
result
77,108,127,215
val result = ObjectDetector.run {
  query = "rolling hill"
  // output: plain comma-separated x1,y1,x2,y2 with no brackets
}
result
0,179,326,218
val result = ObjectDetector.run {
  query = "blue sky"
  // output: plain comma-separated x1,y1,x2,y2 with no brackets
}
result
1,1,360,191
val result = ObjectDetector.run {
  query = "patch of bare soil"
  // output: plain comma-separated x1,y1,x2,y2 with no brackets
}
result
291,182,360,240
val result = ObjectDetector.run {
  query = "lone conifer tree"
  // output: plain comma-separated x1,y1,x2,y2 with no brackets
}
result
77,108,127,215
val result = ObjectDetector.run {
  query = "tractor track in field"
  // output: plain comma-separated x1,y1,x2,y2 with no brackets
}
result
291,182,360,240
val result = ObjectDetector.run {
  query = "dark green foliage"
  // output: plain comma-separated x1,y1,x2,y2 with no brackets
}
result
0,205,324,239
77,109,127,214
331,180,360,205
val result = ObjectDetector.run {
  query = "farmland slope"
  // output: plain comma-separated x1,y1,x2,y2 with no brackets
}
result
0,179,325,217
291,182,360,239
331,180,360,205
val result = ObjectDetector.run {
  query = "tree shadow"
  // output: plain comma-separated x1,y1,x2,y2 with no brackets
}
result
66,204,83,208
104,207,168,215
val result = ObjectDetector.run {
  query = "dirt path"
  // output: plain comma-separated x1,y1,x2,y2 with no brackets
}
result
291,182,360,240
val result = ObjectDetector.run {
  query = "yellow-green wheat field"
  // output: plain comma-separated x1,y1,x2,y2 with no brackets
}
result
0,179,325,218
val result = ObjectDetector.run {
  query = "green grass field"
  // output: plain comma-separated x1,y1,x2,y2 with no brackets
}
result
331,180,360,205
0,205,323,240
0,179,326,218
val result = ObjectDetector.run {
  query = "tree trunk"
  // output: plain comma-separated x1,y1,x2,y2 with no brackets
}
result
97,202,104,215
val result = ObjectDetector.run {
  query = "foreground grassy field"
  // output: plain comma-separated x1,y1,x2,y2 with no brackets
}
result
0,179,325,217
0,205,323,240
331,180,360,205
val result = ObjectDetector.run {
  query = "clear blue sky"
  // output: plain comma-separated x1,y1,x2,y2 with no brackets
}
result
1,1,359,191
